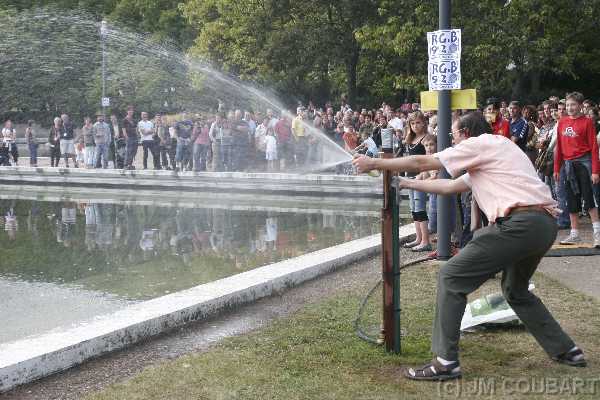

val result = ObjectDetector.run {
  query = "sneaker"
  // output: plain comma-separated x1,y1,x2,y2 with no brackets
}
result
559,232,581,245
411,244,433,252
594,231,600,249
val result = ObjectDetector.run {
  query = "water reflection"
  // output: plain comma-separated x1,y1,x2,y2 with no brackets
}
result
0,198,379,300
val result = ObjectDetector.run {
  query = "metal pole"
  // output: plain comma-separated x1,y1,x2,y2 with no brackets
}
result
100,20,107,116
380,128,400,353
436,0,452,260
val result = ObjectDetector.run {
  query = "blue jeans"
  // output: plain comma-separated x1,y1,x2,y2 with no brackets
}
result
408,187,427,213
95,143,109,169
28,143,38,166
175,139,192,168
125,139,138,168
193,143,208,172
555,171,570,227
429,193,457,235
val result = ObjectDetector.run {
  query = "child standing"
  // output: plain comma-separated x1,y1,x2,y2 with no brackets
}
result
265,130,278,172
402,111,431,252
342,125,359,174
420,134,439,234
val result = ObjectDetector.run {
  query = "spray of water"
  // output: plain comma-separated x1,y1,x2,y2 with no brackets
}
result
0,7,352,173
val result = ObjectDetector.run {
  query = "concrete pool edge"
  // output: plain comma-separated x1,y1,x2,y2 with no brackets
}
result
0,225,415,392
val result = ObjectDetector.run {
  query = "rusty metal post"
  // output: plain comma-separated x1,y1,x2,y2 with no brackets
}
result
380,128,400,353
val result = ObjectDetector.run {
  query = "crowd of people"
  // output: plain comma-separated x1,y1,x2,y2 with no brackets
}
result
2,92,600,248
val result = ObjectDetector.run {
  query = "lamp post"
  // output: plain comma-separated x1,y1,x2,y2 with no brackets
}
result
100,20,108,115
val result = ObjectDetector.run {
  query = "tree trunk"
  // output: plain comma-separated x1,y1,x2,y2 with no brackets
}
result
346,41,360,108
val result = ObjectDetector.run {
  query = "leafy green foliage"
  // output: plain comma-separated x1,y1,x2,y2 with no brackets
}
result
2,0,600,123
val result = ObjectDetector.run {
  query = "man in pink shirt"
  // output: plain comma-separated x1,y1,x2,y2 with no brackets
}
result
353,112,585,381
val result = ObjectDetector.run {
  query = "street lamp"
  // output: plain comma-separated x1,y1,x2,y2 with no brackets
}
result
100,20,108,115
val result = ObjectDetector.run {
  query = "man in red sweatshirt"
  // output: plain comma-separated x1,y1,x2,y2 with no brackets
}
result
554,92,600,248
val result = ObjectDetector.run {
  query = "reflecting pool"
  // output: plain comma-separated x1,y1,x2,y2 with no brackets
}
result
0,192,385,343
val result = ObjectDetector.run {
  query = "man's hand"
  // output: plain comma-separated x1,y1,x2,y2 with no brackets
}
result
554,172,560,183
395,176,411,189
592,174,599,185
352,154,375,173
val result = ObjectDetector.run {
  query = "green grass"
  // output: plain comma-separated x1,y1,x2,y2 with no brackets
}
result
87,261,600,400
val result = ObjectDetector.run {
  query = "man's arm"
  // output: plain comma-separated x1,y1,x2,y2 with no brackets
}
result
352,154,443,174
398,176,470,195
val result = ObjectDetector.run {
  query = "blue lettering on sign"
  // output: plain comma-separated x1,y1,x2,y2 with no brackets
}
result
431,31,459,45
430,61,458,74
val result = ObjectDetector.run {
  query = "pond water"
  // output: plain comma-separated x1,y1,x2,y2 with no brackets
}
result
0,193,384,343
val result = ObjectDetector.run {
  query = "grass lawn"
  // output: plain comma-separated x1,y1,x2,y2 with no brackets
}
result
87,259,600,400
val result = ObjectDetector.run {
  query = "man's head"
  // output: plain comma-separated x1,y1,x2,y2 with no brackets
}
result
96,113,105,123
508,101,521,119
266,109,273,119
61,114,69,123
155,114,162,123
141,112,148,121
549,103,560,122
452,111,492,145
484,98,500,124
565,92,584,118
235,109,243,120
127,106,134,119
582,99,595,115
542,100,556,121
558,101,567,118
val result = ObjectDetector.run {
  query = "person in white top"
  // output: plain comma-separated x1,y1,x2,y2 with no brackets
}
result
264,130,277,171
388,109,405,134
138,112,159,170
353,111,585,381
1,119,18,164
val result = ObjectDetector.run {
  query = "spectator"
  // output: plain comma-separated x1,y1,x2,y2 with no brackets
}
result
152,114,168,170
484,98,510,138
2,119,18,165
254,116,269,171
192,118,210,172
231,110,250,171
111,114,125,169
508,101,529,152
292,107,307,166
60,114,77,167
265,129,277,172
25,120,38,167
175,114,194,171
138,111,160,170
80,116,95,169
209,112,224,171
92,113,111,169
554,92,600,247
48,117,62,167
402,111,431,252
274,113,292,170
123,106,138,170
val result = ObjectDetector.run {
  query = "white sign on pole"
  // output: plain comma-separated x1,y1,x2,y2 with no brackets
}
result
428,60,461,91
427,29,461,91
101,97,110,107
427,29,461,60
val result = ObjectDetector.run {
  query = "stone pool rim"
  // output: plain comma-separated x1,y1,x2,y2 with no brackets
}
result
0,225,415,393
